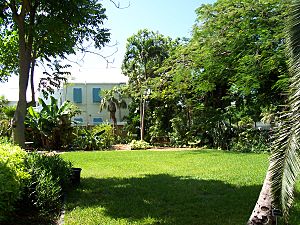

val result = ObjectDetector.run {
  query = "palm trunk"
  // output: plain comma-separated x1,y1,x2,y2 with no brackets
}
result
247,168,276,225
111,111,117,135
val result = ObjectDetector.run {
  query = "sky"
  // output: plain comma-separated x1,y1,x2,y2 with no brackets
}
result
0,0,216,101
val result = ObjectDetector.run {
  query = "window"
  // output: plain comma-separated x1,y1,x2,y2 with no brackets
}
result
93,117,103,125
92,88,101,103
74,117,83,125
73,88,82,103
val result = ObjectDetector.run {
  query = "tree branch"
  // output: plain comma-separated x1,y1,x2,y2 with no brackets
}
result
8,1,19,21
109,0,130,9
82,48,117,67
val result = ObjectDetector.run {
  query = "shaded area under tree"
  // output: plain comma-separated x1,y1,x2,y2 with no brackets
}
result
64,174,300,225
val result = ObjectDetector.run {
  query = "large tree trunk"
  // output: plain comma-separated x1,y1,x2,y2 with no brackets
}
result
13,31,30,148
247,169,276,225
12,5,33,148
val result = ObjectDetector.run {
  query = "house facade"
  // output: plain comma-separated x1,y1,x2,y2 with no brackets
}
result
61,82,129,126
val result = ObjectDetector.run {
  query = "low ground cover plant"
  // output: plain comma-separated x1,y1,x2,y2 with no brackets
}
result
129,140,151,150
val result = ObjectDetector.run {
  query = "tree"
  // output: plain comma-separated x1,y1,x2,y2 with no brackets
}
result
122,29,175,140
149,41,200,146
99,87,127,130
0,0,110,147
141,0,289,149
192,0,290,121
247,1,300,224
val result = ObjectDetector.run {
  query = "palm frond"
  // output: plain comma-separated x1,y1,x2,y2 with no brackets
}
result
270,118,300,219
270,0,300,220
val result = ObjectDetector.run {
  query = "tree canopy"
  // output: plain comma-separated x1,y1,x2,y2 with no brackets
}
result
122,0,290,149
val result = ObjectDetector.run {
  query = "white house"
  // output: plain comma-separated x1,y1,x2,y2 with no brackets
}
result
61,81,129,126
0,68,130,126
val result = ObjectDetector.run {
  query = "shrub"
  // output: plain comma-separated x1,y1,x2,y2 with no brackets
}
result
22,153,72,216
169,116,189,147
71,127,102,150
230,128,271,153
130,140,151,150
25,153,72,189
0,136,13,145
32,171,62,216
25,97,80,150
72,124,114,150
0,144,29,222
92,123,115,149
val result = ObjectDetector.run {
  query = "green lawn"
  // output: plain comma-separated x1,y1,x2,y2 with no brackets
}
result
61,149,300,225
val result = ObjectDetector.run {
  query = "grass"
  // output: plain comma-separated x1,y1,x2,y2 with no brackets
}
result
61,149,300,225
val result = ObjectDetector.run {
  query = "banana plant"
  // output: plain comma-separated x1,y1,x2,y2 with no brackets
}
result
25,96,80,149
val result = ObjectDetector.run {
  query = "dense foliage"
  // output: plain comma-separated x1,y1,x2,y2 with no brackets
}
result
72,123,115,150
0,144,29,221
0,143,73,223
122,29,178,140
25,97,80,150
21,153,72,218
122,0,290,152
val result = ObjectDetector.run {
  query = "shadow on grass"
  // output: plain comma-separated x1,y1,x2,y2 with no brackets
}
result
66,174,264,225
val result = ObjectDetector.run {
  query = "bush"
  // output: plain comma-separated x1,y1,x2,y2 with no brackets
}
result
0,144,29,222
32,171,62,216
25,97,80,150
92,123,114,149
0,136,13,145
130,140,151,150
71,127,100,150
169,116,189,147
230,128,271,153
25,153,72,189
22,153,72,216
72,124,115,150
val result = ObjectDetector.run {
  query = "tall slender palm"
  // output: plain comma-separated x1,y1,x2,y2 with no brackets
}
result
247,1,300,224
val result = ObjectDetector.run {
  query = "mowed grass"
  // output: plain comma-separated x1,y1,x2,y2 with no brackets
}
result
61,149,300,225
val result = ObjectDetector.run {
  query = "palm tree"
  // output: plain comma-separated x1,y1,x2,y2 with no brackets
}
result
247,1,300,224
99,87,127,130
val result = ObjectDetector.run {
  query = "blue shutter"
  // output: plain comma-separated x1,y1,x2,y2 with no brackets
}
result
73,88,82,103
93,88,101,103
74,117,83,125
93,117,103,125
